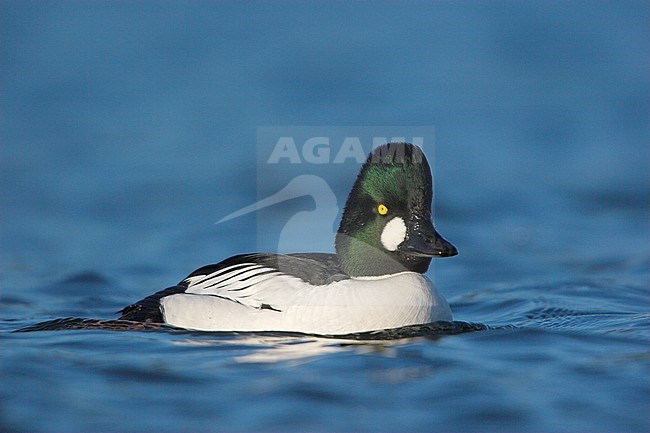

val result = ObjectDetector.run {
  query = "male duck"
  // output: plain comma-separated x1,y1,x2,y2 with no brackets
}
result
119,142,457,334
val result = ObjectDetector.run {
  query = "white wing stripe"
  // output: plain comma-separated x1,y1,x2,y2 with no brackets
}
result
197,266,260,288
224,272,283,292
205,267,278,290
185,263,261,286
186,265,281,292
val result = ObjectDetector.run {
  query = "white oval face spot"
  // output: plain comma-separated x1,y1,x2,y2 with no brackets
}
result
380,217,407,251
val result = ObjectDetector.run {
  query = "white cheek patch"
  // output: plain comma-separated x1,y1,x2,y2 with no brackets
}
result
380,217,407,251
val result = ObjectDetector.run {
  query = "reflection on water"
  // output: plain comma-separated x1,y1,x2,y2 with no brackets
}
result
174,335,355,364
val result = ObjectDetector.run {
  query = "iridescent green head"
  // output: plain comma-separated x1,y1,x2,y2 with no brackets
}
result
335,142,457,277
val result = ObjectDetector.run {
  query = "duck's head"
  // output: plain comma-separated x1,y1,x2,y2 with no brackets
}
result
335,142,457,277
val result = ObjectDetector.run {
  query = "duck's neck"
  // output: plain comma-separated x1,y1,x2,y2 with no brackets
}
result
335,232,432,277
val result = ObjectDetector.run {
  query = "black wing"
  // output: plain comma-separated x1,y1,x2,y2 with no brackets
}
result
117,285,186,322
118,253,348,323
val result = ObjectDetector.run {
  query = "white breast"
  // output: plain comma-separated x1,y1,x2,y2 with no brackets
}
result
160,272,452,334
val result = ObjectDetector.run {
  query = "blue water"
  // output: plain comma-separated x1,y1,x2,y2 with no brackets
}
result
1,2,648,432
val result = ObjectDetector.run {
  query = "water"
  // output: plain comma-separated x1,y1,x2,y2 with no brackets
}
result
1,2,648,432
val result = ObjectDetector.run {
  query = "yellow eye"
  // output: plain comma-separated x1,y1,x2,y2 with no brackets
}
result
377,204,388,215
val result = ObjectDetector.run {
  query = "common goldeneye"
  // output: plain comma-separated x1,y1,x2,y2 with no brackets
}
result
119,142,457,334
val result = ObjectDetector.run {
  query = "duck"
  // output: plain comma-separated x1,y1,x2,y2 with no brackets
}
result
118,142,458,335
